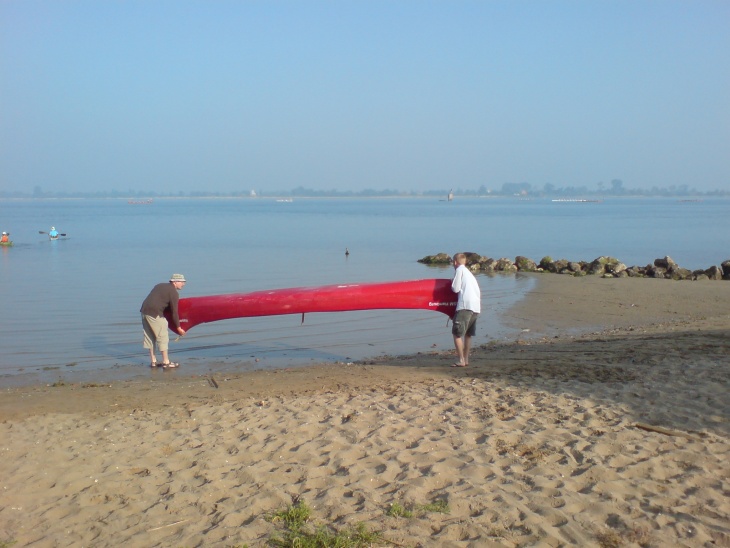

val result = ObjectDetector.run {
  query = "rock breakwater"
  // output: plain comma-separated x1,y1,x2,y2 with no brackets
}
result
418,253,730,281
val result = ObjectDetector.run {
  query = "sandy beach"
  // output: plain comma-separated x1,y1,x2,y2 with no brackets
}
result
1,274,728,547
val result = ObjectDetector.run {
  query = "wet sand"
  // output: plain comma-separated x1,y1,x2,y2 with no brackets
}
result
1,274,728,547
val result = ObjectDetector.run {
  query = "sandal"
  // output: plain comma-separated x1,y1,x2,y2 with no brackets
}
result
150,361,158,368
161,362,179,369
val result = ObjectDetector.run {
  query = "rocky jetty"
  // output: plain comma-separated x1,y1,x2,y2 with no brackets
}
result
418,253,730,281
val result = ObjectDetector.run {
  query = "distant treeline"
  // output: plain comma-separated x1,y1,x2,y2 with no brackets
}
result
1,180,728,199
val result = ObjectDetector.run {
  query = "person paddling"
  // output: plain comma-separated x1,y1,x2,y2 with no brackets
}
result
39,227,66,239
140,273,187,368
1,232,9,244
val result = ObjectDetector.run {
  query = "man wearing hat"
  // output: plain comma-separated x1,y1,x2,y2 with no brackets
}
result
140,274,187,368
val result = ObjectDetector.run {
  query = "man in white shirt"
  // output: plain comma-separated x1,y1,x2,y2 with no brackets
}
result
450,253,481,367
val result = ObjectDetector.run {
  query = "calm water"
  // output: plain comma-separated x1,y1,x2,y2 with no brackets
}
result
1,196,727,386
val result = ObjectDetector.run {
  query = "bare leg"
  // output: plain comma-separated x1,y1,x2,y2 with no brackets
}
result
453,335,467,366
148,348,157,366
463,335,472,366
161,350,170,364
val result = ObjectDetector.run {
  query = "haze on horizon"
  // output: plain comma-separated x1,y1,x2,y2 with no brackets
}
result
1,1,728,195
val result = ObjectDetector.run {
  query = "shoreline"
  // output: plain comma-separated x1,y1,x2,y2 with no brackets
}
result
3,271,729,423
0,273,534,389
1,274,728,546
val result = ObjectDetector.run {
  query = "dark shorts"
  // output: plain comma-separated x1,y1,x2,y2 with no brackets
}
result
452,309,478,337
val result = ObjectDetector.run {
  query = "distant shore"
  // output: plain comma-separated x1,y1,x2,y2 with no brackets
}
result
0,274,728,546
3,193,729,201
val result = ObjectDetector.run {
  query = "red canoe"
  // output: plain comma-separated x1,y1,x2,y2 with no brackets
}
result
166,278,456,332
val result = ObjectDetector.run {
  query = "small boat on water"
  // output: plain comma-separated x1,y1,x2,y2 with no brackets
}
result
0,241,13,247
39,228,66,240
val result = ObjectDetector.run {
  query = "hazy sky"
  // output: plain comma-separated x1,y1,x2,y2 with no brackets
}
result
1,1,728,194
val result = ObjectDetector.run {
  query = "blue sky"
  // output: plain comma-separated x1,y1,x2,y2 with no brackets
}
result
1,0,728,194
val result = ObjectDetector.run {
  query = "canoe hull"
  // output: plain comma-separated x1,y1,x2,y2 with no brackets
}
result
166,278,457,332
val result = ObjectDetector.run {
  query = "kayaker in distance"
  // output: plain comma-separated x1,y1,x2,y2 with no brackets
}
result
140,273,187,368
1,232,9,244
49,227,59,238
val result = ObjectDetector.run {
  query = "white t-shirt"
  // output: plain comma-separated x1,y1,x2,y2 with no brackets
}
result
451,264,481,313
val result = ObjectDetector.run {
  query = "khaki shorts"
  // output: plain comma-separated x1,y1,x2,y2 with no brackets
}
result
142,314,170,351
452,309,478,338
